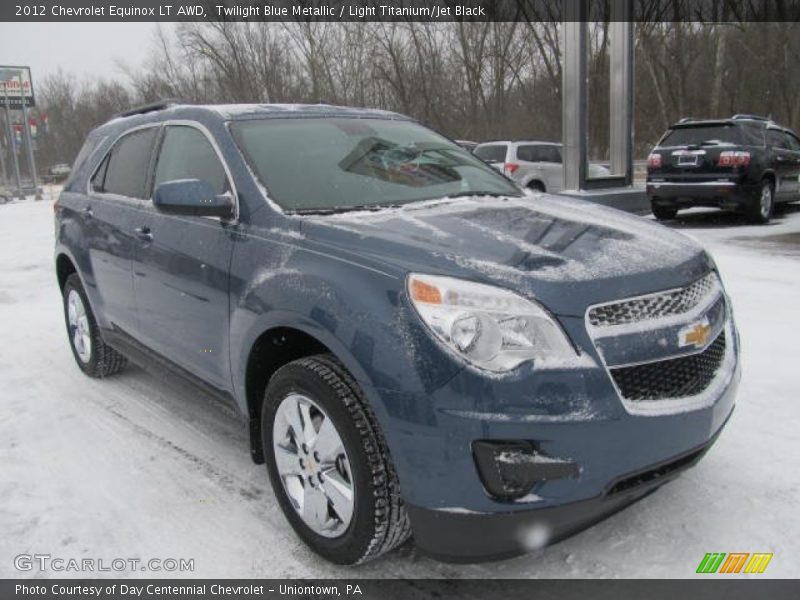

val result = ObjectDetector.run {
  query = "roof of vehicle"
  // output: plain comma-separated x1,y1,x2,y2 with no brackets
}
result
670,114,778,129
96,101,411,137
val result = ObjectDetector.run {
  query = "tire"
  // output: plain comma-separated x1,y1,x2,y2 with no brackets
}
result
262,354,410,565
746,179,774,224
62,273,127,378
528,181,545,193
651,202,678,221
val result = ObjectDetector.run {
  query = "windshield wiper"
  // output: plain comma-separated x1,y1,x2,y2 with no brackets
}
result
444,191,514,199
287,204,402,216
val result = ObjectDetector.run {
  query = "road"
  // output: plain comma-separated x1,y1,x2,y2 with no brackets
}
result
1,198,798,578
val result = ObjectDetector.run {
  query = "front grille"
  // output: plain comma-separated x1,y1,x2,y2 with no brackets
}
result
588,273,717,327
610,331,726,401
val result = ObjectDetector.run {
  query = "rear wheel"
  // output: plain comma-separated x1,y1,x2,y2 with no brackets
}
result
528,180,545,193
262,354,410,564
651,201,678,221
62,274,127,378
746,180,774,224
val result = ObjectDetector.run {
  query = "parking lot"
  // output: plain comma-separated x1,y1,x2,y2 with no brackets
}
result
1,197,798,579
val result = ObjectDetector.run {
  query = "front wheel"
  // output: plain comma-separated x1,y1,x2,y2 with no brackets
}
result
746,180,774,224
262,354,410,564
62,274,127,378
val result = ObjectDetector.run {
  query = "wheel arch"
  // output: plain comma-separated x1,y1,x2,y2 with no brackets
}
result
525,177,546,191
239,318,377,465
56,252,78,291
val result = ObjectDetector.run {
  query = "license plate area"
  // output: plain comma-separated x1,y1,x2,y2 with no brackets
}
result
677,154,699,167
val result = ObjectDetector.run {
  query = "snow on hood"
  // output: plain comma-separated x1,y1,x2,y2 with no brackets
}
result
301,194,713,316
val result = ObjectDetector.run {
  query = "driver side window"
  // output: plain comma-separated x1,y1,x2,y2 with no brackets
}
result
153,126,228,196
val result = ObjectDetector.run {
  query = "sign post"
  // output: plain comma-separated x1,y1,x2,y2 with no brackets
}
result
18,73,41,199
1,81,23,199
0,117,7,186
0,66,38,199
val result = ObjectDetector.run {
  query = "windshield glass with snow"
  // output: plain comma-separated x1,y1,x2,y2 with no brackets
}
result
232,118,520,212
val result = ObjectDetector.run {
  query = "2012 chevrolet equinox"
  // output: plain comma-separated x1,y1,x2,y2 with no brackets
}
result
55,102,740,564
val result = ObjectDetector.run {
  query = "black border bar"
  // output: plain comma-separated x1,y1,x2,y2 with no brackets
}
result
3,0,800,23
2,579,800,600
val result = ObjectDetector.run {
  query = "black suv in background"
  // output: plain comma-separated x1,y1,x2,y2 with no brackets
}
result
646,115,800,223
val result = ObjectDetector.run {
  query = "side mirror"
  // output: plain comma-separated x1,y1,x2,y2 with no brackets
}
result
153,179,234,219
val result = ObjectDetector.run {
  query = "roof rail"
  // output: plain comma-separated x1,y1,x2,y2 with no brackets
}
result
677,117,697,124
114,99,183,119
732,114,770,121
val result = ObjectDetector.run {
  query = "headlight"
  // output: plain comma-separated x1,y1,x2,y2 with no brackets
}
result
407,273,577,373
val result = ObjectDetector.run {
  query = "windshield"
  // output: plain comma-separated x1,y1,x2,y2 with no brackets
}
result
660,125,742,147
231,118,520,212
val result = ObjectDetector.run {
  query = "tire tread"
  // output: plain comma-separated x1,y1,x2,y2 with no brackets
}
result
280,354,411,564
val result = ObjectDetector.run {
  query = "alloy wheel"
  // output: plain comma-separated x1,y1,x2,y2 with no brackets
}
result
760,183,773,220
67,290,92,363
272,392,354,538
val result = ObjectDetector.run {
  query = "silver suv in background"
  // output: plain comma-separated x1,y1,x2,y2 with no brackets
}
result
474,141,610,193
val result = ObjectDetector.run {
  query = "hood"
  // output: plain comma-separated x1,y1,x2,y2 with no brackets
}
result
299,194,712,317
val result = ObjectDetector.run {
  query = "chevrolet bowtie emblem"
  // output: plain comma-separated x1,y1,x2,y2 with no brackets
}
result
679,319,712,349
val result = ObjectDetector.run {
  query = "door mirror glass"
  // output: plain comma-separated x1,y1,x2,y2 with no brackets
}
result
153,179,234,219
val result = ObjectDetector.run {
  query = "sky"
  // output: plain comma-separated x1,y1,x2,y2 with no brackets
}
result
0,22,168,87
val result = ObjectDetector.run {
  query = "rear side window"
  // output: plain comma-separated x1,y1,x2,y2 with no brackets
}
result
739,123,765,146
99,127,158,198
65,133,106,191
474,144,508,163
766,129,787,148
784,132,800,152
153,126,227,195
660,125,742,147
517,144,562,163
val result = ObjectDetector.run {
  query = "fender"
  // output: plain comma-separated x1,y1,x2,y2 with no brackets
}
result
231,308,377,416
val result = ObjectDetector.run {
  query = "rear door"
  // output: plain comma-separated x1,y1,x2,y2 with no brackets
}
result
85,126,158,334
517,143,563,192
132,123,237,390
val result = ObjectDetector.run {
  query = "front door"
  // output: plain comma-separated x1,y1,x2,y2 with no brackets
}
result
781,131,800,199
132,124,236,390
768,128,798,199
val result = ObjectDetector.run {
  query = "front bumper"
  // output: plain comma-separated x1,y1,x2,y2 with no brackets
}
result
406,418,729,562
369,312,740,562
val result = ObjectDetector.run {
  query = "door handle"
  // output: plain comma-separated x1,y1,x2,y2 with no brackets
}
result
82,206,93,219
134,226,153,242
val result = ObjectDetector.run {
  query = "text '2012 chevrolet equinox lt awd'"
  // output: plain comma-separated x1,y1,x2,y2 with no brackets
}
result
55,102,740,564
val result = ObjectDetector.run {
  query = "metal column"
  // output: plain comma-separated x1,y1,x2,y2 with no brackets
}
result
609,1,634,180
561,1,587,192
562,0,634,191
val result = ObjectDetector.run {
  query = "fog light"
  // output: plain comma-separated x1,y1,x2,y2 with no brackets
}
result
472,440,579,501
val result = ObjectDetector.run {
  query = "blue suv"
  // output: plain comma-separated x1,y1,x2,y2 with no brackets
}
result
55,102,740,564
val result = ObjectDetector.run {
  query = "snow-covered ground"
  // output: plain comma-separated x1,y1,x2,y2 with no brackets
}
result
1,198,798,579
